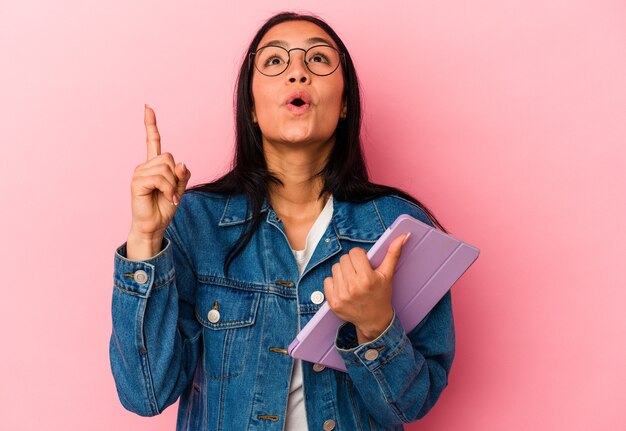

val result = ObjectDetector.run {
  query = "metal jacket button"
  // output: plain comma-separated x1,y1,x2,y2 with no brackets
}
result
364,349,379,361
133,270,148,285
310,291,324,305
323,419,336,430
312,363,325,372
207,309,220,323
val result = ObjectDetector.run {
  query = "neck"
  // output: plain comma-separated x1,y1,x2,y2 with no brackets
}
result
263,137,333,219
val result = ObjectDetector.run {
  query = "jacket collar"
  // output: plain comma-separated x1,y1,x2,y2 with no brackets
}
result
218,193,386,242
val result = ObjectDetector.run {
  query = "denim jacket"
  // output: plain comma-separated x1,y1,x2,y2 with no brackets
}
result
110,191,455,431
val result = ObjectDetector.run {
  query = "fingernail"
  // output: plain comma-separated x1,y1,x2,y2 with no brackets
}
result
181,162,186,173
402,233,411,246
172,195,179,205
145,103,150,109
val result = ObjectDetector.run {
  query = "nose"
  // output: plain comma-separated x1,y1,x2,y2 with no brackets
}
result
285,49,310,84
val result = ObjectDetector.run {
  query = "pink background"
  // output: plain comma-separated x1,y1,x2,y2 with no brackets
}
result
1,0,625,430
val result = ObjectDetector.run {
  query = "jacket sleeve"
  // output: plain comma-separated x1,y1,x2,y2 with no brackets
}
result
335,285,455,426
109,223,202,416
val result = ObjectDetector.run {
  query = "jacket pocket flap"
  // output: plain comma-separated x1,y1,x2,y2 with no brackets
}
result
196,284,261,330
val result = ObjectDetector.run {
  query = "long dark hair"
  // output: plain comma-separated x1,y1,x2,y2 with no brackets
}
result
188,11,448,274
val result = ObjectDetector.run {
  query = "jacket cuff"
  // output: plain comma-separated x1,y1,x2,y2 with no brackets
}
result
335,310,407,370
113,238,173,298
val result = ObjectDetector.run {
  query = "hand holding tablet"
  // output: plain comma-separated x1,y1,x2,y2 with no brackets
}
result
288,214,480,372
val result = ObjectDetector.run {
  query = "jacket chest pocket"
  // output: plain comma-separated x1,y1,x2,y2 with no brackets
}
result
196,283,261,380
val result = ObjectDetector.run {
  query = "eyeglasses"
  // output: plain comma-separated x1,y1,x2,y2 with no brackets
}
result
250,45,344,77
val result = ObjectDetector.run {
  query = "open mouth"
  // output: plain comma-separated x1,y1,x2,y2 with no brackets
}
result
285,91,312,113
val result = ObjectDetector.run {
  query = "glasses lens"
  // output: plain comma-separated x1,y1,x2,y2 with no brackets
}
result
254,46,289,76
305,45,340,76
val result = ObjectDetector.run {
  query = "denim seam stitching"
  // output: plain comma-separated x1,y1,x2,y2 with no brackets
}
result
139,351,161,415
198,275,296,297
378,337,409,368
219,195,233,224
370,367,410,423
113,271,173,296
194,293,260,329
197,274,280,292
115,248,165,264
134,297,160,415
135,296,146,353
335,235,377,244
195,313,254,328
217,355,226,429
205,372,243,381
371,200,388,229
346,379,366,431
113,284,140,296
247,227,271,427
201,304,256,380
152,272,175,290
165,225,198,278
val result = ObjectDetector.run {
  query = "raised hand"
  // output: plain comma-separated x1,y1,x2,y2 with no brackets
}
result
126,105,191,259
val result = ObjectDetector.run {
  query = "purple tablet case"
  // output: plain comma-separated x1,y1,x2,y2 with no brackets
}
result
288,213,480,372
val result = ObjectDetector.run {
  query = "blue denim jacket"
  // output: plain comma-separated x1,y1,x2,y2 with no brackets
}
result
110,191,455,430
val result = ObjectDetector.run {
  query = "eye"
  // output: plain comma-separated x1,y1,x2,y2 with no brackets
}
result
309,53,329,64
264,55,285,67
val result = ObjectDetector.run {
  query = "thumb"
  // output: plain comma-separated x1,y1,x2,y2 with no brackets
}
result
174,162,191,198
376,233,411,279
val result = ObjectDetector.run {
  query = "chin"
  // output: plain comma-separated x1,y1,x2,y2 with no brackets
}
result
279,128,312,144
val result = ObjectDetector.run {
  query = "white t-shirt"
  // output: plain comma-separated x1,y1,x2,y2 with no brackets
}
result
284,195,334,431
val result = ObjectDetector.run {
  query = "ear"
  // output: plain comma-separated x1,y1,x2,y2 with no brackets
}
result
251,107,258,124
340,103,348,119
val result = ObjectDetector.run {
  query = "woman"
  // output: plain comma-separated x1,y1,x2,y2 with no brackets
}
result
110,11,455,431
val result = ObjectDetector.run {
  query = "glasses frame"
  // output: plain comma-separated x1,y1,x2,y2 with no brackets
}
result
250,44,345,77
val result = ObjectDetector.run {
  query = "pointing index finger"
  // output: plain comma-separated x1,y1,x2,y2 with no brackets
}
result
144,104,161,161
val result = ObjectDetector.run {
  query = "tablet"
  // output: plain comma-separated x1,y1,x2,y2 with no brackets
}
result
288,213,480,372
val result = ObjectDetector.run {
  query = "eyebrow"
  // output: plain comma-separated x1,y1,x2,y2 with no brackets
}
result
260,37,336,49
